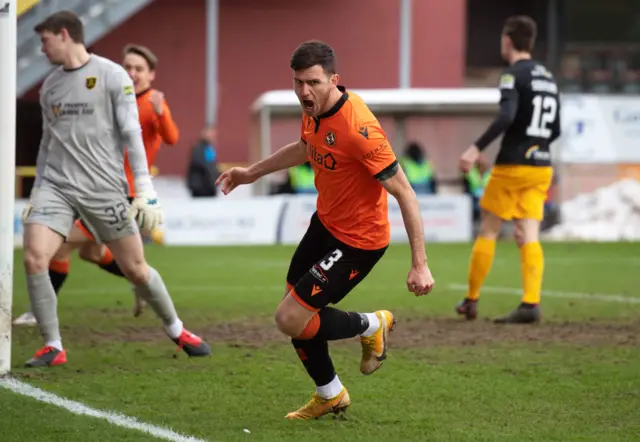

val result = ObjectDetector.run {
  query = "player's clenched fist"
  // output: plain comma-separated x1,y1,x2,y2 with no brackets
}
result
148,90,165,115
407,264,435,297
459,145,480,173
215,167,256,195
130,193,163,233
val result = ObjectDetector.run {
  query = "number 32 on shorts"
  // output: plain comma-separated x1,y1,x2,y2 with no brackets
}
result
105,202,128,225
320,249,343,271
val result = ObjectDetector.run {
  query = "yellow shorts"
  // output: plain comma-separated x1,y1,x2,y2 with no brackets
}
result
480,165,553,221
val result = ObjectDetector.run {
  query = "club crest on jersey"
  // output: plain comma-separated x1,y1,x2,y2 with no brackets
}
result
85,77,97,90
51,103,61,117
325,131,336,146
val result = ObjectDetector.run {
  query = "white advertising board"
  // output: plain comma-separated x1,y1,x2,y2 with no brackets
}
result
12,197,287,248
14,194,472,247
279,194,472,245
160,197,286,246
558,94,640,164
602,95,640,163
388,194,472,243
558,94,617,164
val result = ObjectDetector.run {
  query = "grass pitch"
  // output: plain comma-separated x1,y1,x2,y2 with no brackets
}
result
2,242,639,441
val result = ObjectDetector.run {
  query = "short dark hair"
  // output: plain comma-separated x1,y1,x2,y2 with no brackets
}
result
503,15,537,52
34,10,85,44
290,40,336,74
123,44,158,70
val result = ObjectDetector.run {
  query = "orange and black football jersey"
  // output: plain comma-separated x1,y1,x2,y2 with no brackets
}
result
300,86,397,250
123,88,179,197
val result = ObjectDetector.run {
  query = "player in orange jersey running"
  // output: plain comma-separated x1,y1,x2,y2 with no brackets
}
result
217,40,435,420
15,44,179,325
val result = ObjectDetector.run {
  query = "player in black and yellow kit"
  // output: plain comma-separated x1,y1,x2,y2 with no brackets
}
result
456,15,561,324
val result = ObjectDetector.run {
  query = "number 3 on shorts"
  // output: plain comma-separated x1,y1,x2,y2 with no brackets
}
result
320,249,343,271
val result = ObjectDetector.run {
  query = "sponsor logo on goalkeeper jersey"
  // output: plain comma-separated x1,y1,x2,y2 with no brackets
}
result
52,102,95,117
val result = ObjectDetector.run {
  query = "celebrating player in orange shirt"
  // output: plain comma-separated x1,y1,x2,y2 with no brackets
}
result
217,40,435,420
14,44,179,326
121,44,179,200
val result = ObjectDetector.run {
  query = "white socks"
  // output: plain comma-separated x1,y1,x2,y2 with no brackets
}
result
316,375,343,399
360,312,381,337
164,319,184,339
46,340,63,351
314,313,384,401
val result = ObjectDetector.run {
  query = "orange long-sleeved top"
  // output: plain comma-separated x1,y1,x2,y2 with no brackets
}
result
124,88,179,197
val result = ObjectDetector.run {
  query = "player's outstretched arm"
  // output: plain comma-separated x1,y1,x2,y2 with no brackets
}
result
380,165,435,297
216,139,307,195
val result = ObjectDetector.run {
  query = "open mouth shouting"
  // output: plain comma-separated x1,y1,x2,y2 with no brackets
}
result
302,99,315,114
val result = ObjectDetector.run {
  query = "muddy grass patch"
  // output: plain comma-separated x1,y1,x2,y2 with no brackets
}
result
76,317,640,348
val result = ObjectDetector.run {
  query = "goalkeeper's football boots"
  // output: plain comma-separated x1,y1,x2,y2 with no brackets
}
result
455,298,478,320
25,346,67,368
285,387,351,420
494,303,540,324
359,310,395,375
173,329,211,357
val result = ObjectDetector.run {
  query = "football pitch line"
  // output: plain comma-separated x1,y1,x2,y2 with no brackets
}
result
187,256,640,269
0,377,207,442
54,283,640,304
447,284,640,304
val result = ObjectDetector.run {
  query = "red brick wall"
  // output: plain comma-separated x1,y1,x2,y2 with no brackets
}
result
22,0,466,177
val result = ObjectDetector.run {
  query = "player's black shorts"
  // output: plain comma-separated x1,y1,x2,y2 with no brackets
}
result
286,212,387,311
